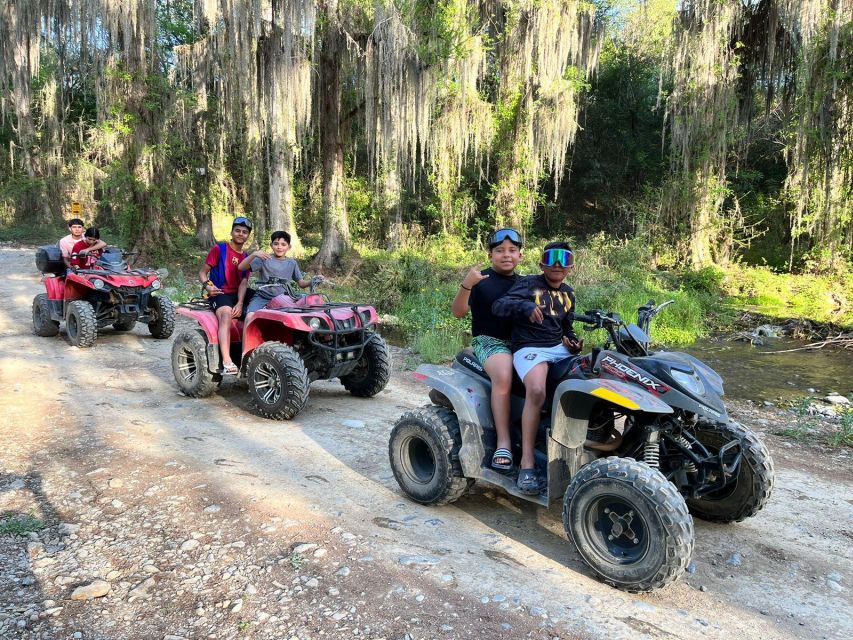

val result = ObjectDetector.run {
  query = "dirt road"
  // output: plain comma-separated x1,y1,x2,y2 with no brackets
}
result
1,246,850,640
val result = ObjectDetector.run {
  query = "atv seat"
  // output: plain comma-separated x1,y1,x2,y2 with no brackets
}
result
454,348,581,399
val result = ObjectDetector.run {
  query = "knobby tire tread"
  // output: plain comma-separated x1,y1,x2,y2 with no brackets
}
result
33,294,60,337
248,342,309,420
67,300,97,348
687,421,774,523
341,335,391,397
563,456,694,592
390,405,471,506
171,330,219,398
149,295,176,339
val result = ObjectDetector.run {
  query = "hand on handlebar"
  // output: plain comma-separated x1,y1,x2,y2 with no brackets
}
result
563,335,584,354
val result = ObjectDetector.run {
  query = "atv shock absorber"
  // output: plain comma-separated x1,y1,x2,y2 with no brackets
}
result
675,434,698,473
643,430,661,469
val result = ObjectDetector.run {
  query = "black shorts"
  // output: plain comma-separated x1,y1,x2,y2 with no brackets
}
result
208,290,255,316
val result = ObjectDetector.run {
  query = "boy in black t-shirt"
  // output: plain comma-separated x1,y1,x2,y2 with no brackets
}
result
492,241,583,494
452,228,523,471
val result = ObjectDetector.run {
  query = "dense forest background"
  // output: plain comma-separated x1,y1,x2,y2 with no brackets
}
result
1,1,851,354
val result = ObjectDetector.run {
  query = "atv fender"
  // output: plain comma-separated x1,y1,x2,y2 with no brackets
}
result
177,306,222,343
551,378,673,449
413,364,493,478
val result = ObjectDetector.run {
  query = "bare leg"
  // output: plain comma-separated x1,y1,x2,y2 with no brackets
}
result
520,362,548,470
483,353,513,465
216,306,234,368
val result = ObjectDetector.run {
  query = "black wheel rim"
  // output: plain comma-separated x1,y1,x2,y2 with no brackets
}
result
67,313,78,339
585,494,650,565
176,344,199,382
400,434,436,484
252,360,281,405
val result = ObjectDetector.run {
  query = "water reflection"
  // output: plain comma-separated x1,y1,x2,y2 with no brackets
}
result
683,338,852,402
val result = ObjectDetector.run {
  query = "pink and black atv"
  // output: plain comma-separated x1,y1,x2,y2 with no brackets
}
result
171,278,391,420
32,245,176,348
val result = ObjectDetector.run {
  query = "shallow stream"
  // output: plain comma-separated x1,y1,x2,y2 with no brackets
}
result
683,337,852,403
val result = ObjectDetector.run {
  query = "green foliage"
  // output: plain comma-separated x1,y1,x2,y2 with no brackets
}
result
0,513,45,536
830,409,853,448
722,264,853,326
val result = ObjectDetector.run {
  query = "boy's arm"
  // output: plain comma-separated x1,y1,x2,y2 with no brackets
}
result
491,277,537,319
199,250,223,296
237,252,261,271
78,240,107,254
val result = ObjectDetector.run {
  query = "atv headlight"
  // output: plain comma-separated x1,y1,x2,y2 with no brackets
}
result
93,278,105,290
671,368,705,396
308,317,325,330
151,279,161,290
359,310,372,326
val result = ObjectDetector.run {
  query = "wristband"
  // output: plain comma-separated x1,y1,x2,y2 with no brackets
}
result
460,284,471,291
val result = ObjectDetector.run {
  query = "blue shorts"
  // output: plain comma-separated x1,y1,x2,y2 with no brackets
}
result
513,343,573,381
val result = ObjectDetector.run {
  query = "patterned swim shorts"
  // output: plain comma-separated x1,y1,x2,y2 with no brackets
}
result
471,335,512,364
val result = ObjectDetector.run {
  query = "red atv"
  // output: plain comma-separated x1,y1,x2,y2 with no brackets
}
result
32,245,176,348
171,278,391,420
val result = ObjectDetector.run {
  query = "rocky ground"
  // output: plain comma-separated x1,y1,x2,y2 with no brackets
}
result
1,246,851,640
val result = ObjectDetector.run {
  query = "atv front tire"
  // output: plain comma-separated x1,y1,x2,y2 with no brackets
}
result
172,330,221,398
686,421,774,523
66,300,97,348
247,342,310,420
32,294,60,337
148,295,176,339
563,456,693,592
341,334,391,397
389,405,473,506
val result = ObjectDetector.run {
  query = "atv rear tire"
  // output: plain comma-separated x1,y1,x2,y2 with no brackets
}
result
113,318,136,331
32,294,59,337
340,334,391,397
172,330,221,398
66,300,97,348
389,405,473,505
563,456,693,592
247,342,310,420
148,295,176,339
686,421,774,523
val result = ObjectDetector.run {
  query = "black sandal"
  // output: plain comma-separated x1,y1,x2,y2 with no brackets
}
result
516,468,540,495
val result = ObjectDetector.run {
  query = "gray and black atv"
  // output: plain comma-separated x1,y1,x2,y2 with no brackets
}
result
388,300,774,592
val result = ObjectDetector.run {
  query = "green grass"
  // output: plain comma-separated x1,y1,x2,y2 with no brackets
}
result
722,264,853,326
830,409,853,447
0,513,45,536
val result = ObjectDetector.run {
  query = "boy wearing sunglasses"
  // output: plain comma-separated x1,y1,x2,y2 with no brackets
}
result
452,228,523,471
492,241,583,494
198,216,254,375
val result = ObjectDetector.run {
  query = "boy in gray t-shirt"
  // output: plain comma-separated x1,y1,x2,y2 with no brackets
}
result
238,230,317,315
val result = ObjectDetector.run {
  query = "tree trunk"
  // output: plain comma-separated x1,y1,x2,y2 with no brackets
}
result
313,11,349,270
268,134,302,253
381,155,402,250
